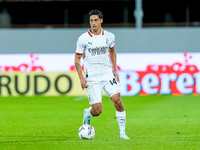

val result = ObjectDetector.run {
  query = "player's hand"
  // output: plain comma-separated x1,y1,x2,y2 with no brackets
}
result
113,70,119,82
80,77,89,90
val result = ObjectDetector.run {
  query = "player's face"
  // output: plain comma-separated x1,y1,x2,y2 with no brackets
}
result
89,15,103,34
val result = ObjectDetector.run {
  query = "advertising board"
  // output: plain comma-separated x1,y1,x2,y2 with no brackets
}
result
0,52,199,96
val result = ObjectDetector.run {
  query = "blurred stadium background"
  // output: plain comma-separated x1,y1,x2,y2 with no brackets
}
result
1,1,200,149
0,0,199,96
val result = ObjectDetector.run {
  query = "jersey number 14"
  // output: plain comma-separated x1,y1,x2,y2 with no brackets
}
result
110,78,117,85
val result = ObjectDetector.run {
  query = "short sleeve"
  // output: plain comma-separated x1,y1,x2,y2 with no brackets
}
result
109,34,115,49
76,37,85,55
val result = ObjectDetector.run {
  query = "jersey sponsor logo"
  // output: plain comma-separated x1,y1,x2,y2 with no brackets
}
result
88,46,108,56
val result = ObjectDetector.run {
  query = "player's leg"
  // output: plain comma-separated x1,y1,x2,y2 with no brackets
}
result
91,102,102,116
104,78,130,139
83,81,103,124
111,93,129,139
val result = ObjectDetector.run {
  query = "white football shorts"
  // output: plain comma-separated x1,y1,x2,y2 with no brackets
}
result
85,77,121,105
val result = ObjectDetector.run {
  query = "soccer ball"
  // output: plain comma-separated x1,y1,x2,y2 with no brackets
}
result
78,124,95,140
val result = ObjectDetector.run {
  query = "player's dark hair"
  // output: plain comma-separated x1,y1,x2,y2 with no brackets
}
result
89,9,103,19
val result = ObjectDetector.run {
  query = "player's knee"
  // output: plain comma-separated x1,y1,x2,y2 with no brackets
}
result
91,104,102,116
93,108,102,116
112,96,122,106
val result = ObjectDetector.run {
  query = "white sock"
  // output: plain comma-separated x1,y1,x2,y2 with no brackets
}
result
86,107,93,117
116,110,126,135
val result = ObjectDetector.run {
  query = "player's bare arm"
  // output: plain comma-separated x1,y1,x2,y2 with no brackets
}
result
75,54,89,90
109,47,119,82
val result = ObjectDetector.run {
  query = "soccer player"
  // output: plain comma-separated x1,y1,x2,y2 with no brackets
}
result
75,9,129,139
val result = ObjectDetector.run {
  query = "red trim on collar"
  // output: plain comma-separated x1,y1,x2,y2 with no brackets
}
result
88,28,104,37
88,30,93,37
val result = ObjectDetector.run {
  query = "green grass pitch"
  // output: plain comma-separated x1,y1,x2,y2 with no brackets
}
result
0,95,200,150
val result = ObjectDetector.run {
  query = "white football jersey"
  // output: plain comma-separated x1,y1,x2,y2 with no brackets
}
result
76,28,115,82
